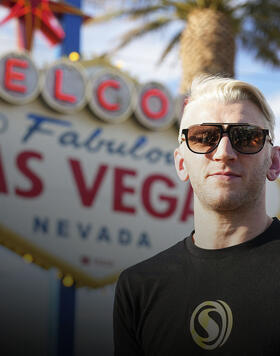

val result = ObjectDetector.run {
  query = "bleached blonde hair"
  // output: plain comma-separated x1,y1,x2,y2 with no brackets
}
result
179,75,275,143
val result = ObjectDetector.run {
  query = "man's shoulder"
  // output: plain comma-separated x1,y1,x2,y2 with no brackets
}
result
118,237,189,286
258,216,280,247
261,217,280,242
272,216,280,228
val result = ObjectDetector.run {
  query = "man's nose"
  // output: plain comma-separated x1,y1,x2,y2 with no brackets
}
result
212,134,238,161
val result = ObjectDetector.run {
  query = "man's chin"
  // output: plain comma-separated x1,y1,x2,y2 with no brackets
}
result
203,193,246,212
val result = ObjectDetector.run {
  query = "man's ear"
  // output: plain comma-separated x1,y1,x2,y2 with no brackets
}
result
267,146,280,181
174,148,189,182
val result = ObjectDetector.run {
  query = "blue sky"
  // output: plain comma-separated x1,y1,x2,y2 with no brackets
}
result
0,3,279,143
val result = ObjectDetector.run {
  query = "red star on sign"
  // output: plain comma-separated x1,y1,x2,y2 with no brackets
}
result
0,0,91,51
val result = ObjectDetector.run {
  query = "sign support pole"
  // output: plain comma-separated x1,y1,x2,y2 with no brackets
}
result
60,0,82,56
57,283,76,356
53,1,82,355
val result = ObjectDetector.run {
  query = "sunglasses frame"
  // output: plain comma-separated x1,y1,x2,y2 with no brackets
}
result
181,123,273,154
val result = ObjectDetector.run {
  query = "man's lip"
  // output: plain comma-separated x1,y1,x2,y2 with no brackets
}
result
208,171,241,177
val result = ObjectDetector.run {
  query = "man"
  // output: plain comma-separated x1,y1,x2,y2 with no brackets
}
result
113,76,280,355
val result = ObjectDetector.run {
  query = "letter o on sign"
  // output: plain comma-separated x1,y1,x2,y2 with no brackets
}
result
41,59,87,113
87,68,136,124
0,51,40,104
135,82,175,130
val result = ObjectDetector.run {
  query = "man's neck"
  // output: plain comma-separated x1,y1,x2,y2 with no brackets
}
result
192,199,273,249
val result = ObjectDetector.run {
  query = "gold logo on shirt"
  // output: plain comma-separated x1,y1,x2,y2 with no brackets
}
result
190,300,233,350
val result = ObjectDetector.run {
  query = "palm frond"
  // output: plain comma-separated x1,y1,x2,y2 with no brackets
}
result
86,4,171,25
195,0,225,10
241,30,280,66
239,0,280,65
256,46,280,66
86,10,125,24
157,29,182,63
126,5,170,19
163,0,197,20
111,17,173,53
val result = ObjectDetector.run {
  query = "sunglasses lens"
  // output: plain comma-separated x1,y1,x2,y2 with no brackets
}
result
230,126,265,153
187,126,220,153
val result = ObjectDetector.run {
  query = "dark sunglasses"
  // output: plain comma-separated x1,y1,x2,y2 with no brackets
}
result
181,123,273,154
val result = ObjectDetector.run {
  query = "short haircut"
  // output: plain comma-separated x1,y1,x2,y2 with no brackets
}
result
179,75,275,143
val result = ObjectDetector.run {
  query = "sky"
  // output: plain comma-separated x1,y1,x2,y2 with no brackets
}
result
0,2,279,144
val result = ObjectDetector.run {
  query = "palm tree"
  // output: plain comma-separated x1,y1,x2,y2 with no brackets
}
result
88,0,280,93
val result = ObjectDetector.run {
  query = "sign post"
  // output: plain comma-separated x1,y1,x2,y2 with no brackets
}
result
60,0,82,56
56,2,82,354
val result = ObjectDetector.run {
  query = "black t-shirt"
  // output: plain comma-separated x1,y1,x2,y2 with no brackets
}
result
114,217,280,355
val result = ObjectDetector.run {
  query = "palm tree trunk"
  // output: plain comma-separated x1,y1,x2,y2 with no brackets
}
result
179,8,235,93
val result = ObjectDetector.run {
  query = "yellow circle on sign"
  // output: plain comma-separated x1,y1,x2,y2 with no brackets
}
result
69,51,80,62
63,274,74,287
23,253,33,264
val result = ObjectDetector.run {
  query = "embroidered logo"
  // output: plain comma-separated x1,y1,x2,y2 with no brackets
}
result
190,300,233,350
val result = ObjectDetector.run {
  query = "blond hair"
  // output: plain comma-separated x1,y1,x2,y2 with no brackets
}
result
179,75,275,143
